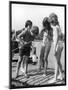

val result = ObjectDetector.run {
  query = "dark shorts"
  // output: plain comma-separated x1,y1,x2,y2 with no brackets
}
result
19,43,31,57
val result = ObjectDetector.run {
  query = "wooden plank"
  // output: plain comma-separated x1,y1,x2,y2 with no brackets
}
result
20,78,27,82
28,74,53,85
39,75,54,85
35,75,54,85
27,75,42,84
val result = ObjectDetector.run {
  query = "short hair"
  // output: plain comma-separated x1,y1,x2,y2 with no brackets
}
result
49,13,59,25
25,20,32,28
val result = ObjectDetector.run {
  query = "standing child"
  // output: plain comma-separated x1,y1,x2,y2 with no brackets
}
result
49,13,64,82
39,17,53,76
16,20,35,78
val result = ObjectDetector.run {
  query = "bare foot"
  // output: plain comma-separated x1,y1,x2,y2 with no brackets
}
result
42,74,46,77
48,77,57,83
57,74,63,80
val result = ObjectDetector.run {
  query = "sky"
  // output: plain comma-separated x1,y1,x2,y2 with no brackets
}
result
12,4,65,33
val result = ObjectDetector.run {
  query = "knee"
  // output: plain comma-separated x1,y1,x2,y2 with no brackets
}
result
57,60,61,65
44,55,47,61
18,60,22,64
18,57,22,63
44,60,48,64
40,56,43,61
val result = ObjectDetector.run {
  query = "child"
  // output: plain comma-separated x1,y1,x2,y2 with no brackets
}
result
16,20,35,78
39,17,53,76
49,13,64,82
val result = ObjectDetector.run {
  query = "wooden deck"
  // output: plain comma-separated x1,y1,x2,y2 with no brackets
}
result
11,61,65,87
11,41,65,88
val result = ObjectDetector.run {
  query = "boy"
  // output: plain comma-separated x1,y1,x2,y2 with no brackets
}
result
16,20,35,78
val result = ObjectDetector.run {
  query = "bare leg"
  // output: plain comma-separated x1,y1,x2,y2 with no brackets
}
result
22,56,28,76
55,49,63,80
44,43,51,75
54,45,63,80
58,48,63,74
58,61,63,74
48,59,58,83
44,56,48,75
39,46,45,71
22,56,26,68
16,56,23,77
57,61,63,80
42,58,44,68
39,57,44,70
25,56,28,74
54,59,58,80
20,56,26,74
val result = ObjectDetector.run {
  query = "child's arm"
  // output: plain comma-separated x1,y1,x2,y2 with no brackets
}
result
18,29,27,38
17,28,27,41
